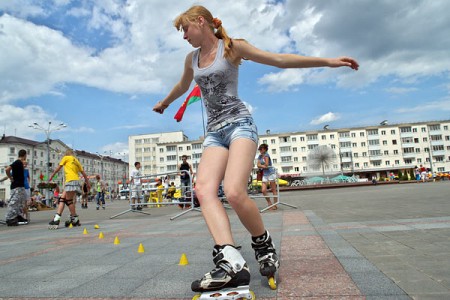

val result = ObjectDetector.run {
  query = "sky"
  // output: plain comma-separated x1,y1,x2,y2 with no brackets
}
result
1,0,449,160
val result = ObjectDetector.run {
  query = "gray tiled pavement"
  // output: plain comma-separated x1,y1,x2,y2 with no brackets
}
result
1,181,450,299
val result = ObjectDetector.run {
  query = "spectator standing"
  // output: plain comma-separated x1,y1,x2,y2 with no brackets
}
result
4,149,28,226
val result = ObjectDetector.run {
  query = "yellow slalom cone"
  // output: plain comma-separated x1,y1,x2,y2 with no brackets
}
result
83,228,88,235
94,224,100,229
69,223,73,228
138,243,145,253
178,253,189,266
98,232,104,239
114,236,120,245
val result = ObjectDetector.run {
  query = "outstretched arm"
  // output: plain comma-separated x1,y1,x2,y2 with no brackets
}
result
153,53,195,114
49,165,63,182
233,40,359,70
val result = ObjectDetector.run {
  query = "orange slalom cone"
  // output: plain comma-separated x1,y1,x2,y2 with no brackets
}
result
178,253,189,266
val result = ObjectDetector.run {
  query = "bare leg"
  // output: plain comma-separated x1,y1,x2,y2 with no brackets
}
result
223,139,265,237
261,182,272,206
195,146,233,245
270,181,278,210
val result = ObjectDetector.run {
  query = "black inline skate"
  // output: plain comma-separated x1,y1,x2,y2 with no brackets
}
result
65,215,80,227
48,219,60,230
251,230,279,290
191,244,254,299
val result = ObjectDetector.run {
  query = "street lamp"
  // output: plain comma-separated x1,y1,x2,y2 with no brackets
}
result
29,121,66,201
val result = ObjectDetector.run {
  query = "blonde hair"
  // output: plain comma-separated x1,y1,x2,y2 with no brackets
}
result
174,5,242,63
64,149,74,156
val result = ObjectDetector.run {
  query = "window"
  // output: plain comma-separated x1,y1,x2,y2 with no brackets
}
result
367,129,378,135
403,147,414,153
444,126,448,130
362,152,367,157
351,133,356,137
412,128,417,133
300,137,305,141
271,149,276,154
339,132,350,138
400,127,411,133
144,138,151,143
321,135,326,140
363,162,368,167
167,165,177,171
280,136,290,143
429,124,440,131
280,146,291,152
395,160,400,164
353,153,358,158
430,135,442,141
340,141,351,148
361,142,366,147
160,158,164,162
302,156,307,162
394,150,399,154
192,153,202,159
360,132,365,137
293,147,298,152
384,150,389,155
381,130,386,135
391,130,396,134
435,156,444,162
401,137,414,143
330,134,335,139
383,140,388,145
178,146,183,151
432,145,445,151
271,139,276,144
187,146,191,150
294,157,298,162
303,166,308,171
292,137,297,142
352,143,357,147
421,127,426,132
423,137,428,142
306,134,318,141
417,158,422,163
385,160,390,165
193,143,202,150
135,139,142,144
301,147,306,152
159,148,164,153
281,156,292,162
307,144,318,150
262,140,267,144
368,140,380,146
272,159,277,164
294,167,299,171
369,150,381,156
166,145,176,151
354,163,359,167
373,161,381,166
415,148,421,153
392,140,397,145
167,155,177,161
404,159,413,164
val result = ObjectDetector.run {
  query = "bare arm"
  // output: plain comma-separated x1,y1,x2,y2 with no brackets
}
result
81,171,90,190
49,165,63,182
153,53,195,114
233,40,359,70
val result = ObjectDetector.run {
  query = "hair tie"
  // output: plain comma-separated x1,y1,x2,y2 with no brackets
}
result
212,17,222,29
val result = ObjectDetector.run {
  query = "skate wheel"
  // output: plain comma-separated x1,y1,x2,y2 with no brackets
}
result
248,290,256,299
268,276,277,290
192,294,200,300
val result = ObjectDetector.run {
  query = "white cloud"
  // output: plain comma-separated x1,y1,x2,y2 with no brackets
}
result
396,99,450,113
310,112,340,125
385,87,418,95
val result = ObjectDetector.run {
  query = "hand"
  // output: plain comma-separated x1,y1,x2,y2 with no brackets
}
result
329,56,359,70
153,101,169,114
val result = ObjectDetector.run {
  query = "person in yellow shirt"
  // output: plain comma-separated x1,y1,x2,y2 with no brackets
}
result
48,149,90,229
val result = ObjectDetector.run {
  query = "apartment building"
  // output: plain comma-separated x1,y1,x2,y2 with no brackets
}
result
129,120,450,182
0,135,128,200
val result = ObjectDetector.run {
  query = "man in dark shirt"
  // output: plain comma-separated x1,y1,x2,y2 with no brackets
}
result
5,149,28,226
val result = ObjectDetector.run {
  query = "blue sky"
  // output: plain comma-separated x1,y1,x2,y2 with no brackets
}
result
1,0,449,160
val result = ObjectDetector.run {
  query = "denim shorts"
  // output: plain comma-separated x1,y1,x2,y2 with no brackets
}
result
203,117,258,149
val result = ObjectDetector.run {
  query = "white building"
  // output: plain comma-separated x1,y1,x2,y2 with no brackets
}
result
128,120,450,182
0,135,128,201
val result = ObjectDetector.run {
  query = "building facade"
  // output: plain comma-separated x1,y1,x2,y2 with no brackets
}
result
128,120,450,183
0,135,128,200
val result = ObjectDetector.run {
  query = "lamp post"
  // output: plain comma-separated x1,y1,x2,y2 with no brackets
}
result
29,121,66,201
